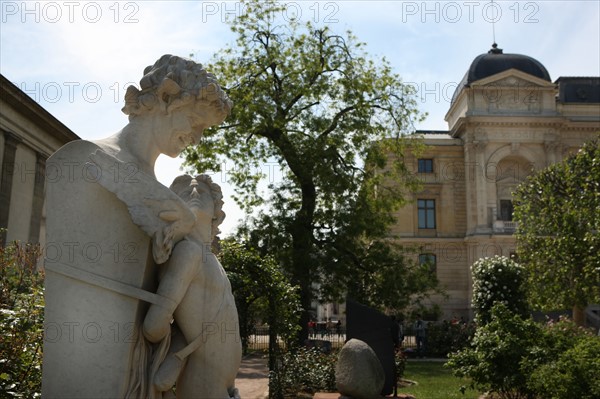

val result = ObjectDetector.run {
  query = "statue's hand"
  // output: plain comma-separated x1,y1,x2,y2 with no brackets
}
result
152,229,171,265
156,206,195,242
151,221,196,265
88,150,196,263
141,199,195,264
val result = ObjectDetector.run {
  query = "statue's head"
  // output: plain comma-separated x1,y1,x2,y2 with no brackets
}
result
170,174,225,239
122,55,232,127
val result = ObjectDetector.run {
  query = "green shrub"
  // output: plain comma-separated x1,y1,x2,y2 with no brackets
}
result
269,347,337,398
525,319,600,399
448,303,600,399
522,316,595,374
447,304,541,399
0,241,44,398
471,256,528,324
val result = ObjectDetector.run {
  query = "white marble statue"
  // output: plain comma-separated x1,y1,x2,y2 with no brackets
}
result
144,174,241,398
42,55,240,398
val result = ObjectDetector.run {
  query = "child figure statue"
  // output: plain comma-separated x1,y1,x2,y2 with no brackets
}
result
143,174,241,399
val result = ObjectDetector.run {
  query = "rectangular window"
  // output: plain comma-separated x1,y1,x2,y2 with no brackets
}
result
500,200,514,221
418,159,434,173
418,199,436,229
419,253,437,273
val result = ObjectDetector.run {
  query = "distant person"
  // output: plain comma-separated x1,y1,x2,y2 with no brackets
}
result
414,314,426,357
308,320,316,338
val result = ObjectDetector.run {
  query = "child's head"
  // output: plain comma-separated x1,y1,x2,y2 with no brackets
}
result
170,174,225,238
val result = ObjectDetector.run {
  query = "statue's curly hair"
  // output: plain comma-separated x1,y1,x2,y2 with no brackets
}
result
169,174,225,239
122,54,232,123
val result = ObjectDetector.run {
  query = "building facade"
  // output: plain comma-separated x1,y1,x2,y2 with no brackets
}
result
393,45,600,320
0,74,80,246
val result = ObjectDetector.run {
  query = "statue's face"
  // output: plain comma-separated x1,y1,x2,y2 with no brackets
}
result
155,104,208,158
182,179,214,221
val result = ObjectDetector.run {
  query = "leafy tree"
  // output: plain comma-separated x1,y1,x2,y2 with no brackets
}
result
513,139,600,325
185,0,425,341
321,239,438,314
218,238,300,367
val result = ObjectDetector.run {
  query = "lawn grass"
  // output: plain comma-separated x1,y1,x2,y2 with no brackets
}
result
397,360,480,399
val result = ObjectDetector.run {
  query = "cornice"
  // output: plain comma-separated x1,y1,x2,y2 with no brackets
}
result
0,74,80,145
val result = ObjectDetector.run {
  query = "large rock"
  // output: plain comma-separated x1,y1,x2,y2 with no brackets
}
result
335,339,384,399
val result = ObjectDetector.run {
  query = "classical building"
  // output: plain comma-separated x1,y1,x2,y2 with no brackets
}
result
392,45,600,320
0,74,80,246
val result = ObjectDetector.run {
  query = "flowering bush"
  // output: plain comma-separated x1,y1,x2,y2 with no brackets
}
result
0,241,44,398
471,256,528,324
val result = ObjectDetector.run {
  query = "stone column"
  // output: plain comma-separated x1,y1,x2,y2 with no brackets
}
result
0,131,22,245
463,137,477,235
28,152,47,243
473,139,489,232
463,129,488,235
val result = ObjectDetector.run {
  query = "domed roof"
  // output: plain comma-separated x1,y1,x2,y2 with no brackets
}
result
451,44,551,103
466,44,551,83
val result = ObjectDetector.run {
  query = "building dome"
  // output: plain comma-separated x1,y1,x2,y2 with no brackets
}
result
451,44,551,103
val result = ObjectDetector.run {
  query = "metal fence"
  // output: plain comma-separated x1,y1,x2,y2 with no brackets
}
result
247,326,348,351
246,325,424,351
248,322,474,357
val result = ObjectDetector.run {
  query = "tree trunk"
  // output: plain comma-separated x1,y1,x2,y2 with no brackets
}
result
290,182,317,346
573,305,586,326
290,218,314,346
269,129,318,346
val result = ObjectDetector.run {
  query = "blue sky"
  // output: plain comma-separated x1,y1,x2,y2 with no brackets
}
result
1,0,599,235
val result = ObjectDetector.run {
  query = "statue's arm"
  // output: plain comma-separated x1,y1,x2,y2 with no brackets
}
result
87,149,195,263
